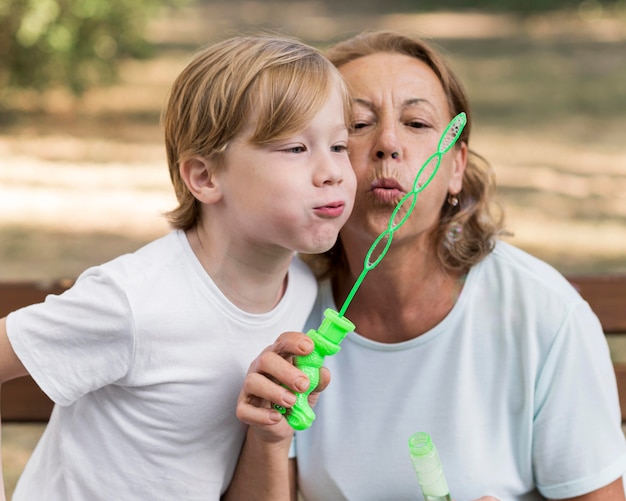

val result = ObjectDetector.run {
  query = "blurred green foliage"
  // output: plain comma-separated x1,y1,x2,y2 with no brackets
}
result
0,0,185,97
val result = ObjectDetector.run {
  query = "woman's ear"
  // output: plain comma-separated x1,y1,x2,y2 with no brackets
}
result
179,156,222,204
449,141,468,195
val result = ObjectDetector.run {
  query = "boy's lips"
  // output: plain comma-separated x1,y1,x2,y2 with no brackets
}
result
314,201,346,218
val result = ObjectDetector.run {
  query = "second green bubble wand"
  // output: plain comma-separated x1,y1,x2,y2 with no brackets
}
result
276,112,467,430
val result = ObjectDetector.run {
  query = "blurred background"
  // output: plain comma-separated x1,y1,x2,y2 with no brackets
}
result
0,0,625,281
0,0,625,496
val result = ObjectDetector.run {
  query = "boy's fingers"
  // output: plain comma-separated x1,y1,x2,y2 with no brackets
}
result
250,350,309,393
241,372,297,409
314,367,331,393
271,331,314,358
236,400,284,426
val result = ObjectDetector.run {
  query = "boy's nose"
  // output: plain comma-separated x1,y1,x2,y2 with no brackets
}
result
314,155,345,186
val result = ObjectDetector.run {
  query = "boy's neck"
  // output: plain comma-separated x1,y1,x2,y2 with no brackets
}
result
187,225,291,314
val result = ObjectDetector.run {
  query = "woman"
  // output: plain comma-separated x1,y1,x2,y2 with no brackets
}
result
232,31,626,500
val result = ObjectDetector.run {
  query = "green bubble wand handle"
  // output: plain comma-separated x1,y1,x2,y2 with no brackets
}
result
276,113,467,430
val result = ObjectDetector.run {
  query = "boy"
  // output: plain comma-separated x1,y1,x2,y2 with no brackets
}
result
0,34,356,500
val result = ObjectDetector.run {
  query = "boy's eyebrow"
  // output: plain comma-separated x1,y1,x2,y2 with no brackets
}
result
330,121,349,133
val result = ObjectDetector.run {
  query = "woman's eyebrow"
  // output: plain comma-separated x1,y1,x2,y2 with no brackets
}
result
403,98,434,110
353,98,375,110
352,97,435,110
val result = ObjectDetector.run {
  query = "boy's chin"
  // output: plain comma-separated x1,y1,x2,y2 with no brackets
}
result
298,237,339,256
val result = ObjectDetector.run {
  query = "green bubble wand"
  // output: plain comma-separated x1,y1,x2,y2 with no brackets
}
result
276,112,467,430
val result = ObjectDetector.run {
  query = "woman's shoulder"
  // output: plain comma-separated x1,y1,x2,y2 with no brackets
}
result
466,241,600,347
476,239,582,304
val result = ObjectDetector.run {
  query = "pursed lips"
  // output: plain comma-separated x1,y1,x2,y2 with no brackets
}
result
370,177,406,203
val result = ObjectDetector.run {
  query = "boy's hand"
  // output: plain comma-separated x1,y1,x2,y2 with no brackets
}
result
236,331,330,443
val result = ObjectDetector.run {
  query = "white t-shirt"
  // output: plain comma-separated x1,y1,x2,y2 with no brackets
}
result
293,241,626,501
7,230,317,500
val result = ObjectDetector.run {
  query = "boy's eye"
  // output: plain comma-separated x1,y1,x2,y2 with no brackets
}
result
285,146,306,153
331,144,348,153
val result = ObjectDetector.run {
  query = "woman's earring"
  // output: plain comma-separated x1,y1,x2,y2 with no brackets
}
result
447,194,459,207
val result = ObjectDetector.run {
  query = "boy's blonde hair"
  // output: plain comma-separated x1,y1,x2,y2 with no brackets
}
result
162,34,351,230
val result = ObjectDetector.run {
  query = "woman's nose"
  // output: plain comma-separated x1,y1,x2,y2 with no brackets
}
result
376,150,400,160
373,122,401,160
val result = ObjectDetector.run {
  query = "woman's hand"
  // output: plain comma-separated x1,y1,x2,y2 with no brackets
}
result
236,331,331,443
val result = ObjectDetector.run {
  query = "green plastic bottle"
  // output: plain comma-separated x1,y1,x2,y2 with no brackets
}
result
408,432,452,501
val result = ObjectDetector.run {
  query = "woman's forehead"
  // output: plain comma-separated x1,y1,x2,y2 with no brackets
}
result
339,53,447,110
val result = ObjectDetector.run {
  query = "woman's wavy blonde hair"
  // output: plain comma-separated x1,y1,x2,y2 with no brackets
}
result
304,30,505,279
162,34,351,230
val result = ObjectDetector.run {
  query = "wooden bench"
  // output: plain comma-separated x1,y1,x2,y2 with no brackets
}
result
1,275,626,422
0,280,72,421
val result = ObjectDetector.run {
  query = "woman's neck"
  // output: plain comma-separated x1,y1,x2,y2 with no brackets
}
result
334,238,465,343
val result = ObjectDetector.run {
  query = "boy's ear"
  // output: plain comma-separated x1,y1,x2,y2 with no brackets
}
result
179,156,222,204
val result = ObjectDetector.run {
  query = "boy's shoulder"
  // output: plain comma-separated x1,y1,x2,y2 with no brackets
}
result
89,230,187,287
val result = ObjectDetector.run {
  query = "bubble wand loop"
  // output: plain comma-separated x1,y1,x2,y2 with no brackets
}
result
276,113,467,430
338,112,465,316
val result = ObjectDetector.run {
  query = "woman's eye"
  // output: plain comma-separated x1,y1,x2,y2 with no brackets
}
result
352,122,369,130
408,120,429,129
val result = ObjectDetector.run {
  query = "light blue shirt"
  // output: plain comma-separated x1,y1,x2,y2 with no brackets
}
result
293,241,626,500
